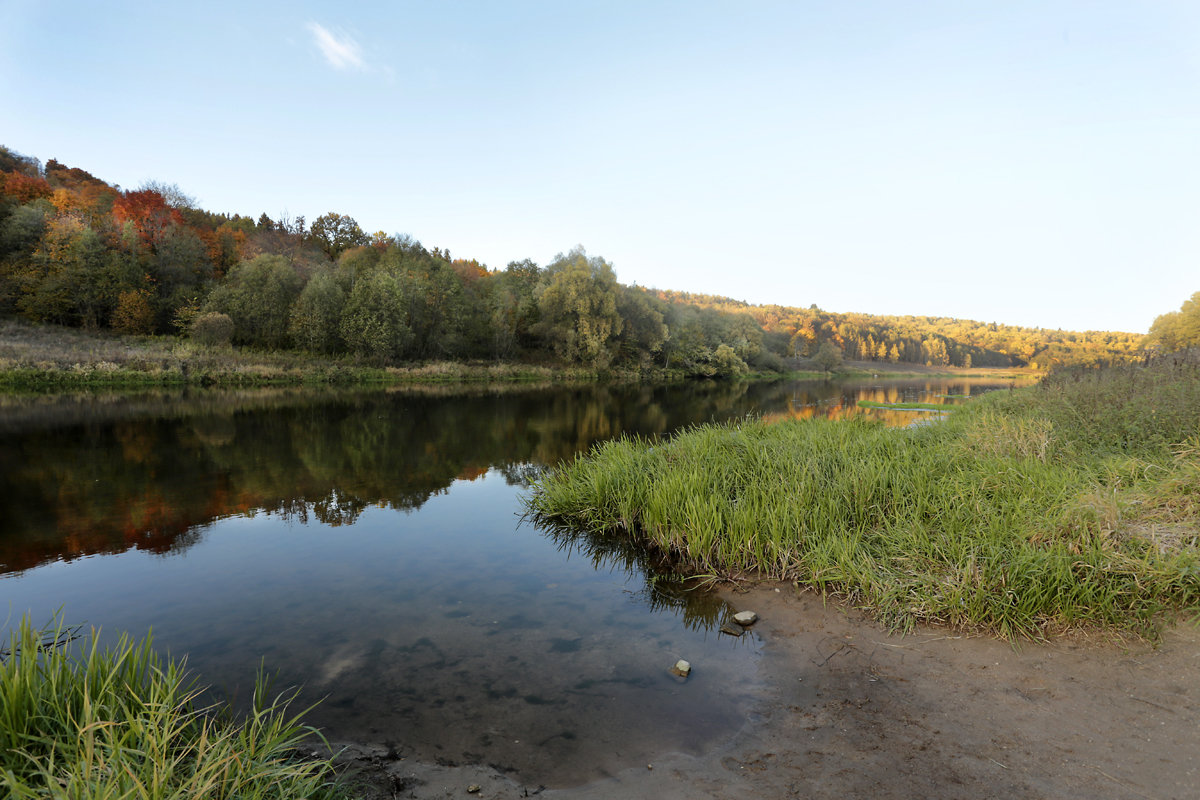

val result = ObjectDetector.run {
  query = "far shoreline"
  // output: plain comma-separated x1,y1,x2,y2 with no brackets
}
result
0,317,1039,393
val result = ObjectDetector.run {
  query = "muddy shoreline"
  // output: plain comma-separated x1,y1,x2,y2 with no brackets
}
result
329,584,1199,799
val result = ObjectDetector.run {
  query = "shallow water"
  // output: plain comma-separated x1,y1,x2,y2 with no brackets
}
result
0,376,1020,786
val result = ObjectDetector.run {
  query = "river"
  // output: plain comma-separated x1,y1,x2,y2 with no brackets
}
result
0,375,1020,787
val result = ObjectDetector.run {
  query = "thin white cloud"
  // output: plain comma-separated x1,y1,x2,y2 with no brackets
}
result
306,22,367,71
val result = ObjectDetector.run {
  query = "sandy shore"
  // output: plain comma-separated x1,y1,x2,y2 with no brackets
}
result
331,583,1199,799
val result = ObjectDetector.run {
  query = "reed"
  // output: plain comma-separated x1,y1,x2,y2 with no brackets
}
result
527,361,1200,639
0,616,343,799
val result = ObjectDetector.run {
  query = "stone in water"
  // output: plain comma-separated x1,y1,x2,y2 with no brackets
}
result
719,622,743,637
733,611,758,626
671,659,691,677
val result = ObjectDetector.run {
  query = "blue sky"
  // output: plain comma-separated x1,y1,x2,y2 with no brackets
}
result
2,1,1197,333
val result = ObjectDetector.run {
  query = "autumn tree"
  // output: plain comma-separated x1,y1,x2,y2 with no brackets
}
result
0,145,41,176
137,180,196,210
0,172,53,203
112,189,183,247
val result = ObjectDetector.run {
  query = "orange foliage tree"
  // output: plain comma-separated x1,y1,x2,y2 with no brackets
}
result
112,190,183,247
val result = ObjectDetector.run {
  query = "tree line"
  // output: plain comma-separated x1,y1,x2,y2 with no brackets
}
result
1145,292,1200,353
0,145,1171,373
653,291,1147,370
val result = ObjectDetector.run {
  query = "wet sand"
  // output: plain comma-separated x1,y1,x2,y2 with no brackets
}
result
332,583,1199,799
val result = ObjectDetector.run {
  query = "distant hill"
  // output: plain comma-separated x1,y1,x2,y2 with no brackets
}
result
0,143,1143,372
650,290,1142,369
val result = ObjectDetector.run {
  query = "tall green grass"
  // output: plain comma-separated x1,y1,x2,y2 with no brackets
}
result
527,358,1200,639
0,617,342,799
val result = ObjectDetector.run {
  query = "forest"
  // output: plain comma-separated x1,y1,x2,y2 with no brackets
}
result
0,145,1161,375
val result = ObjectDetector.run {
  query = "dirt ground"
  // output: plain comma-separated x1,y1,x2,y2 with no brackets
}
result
331,583,1199,800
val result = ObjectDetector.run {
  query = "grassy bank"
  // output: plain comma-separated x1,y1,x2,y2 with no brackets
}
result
0,318,1034,391
0,617,342,799
527,356,1200,639
0,318,685,390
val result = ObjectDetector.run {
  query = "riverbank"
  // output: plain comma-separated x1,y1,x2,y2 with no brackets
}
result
0,318,617,389
12,587,1193,800
527,357,1200,639
831,359,1038,380
322,582,1200,799
0,318,1032,391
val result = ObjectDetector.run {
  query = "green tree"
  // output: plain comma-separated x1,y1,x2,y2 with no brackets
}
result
614,287,668,365
339,269,410,359
711,343,749,378
310,212,368,261
289,270,346,353
535,248,623,367
203,254,303,348
1146,291,1200,352
813,341,843,372
395,252,466,359
0,201,50,261
151,223,211,330
487,259,543,358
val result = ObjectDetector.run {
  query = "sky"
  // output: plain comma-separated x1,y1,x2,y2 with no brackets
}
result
1,1,1197,334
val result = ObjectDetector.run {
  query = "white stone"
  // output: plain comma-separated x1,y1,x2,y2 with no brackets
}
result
733,611,758,626
672,659,691,677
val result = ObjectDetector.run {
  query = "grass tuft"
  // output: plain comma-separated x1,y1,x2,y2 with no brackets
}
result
0,616,344,799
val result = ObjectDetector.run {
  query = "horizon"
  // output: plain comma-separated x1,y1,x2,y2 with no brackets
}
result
3,2,1197,334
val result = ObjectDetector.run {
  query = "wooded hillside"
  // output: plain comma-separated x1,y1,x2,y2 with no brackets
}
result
0,145,1151,372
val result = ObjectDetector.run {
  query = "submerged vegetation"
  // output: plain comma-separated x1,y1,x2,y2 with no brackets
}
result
0,617,341,799
527,354,1200,639
855,400,950,411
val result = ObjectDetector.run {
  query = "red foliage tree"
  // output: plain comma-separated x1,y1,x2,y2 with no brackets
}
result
0,171,54,203
112,189,184,246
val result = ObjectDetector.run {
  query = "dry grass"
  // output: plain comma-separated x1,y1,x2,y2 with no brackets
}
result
0,318,655,389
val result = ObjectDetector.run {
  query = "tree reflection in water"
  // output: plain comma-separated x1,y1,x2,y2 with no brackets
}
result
0,377,1021,577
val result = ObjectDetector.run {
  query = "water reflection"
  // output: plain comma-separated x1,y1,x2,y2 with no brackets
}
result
0,376,1024,787
539,519,730,633
0,378,1022,577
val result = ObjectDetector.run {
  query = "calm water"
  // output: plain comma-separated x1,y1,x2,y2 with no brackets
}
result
0,376,1018,786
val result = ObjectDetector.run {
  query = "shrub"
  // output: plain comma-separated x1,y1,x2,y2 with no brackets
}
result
190,311,235,347
111,288,155,335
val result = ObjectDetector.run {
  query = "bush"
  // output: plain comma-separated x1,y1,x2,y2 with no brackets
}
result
813,341,843,372
111,289,155,335
711,343,749,378
190,311,235,347
749,348,785,373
